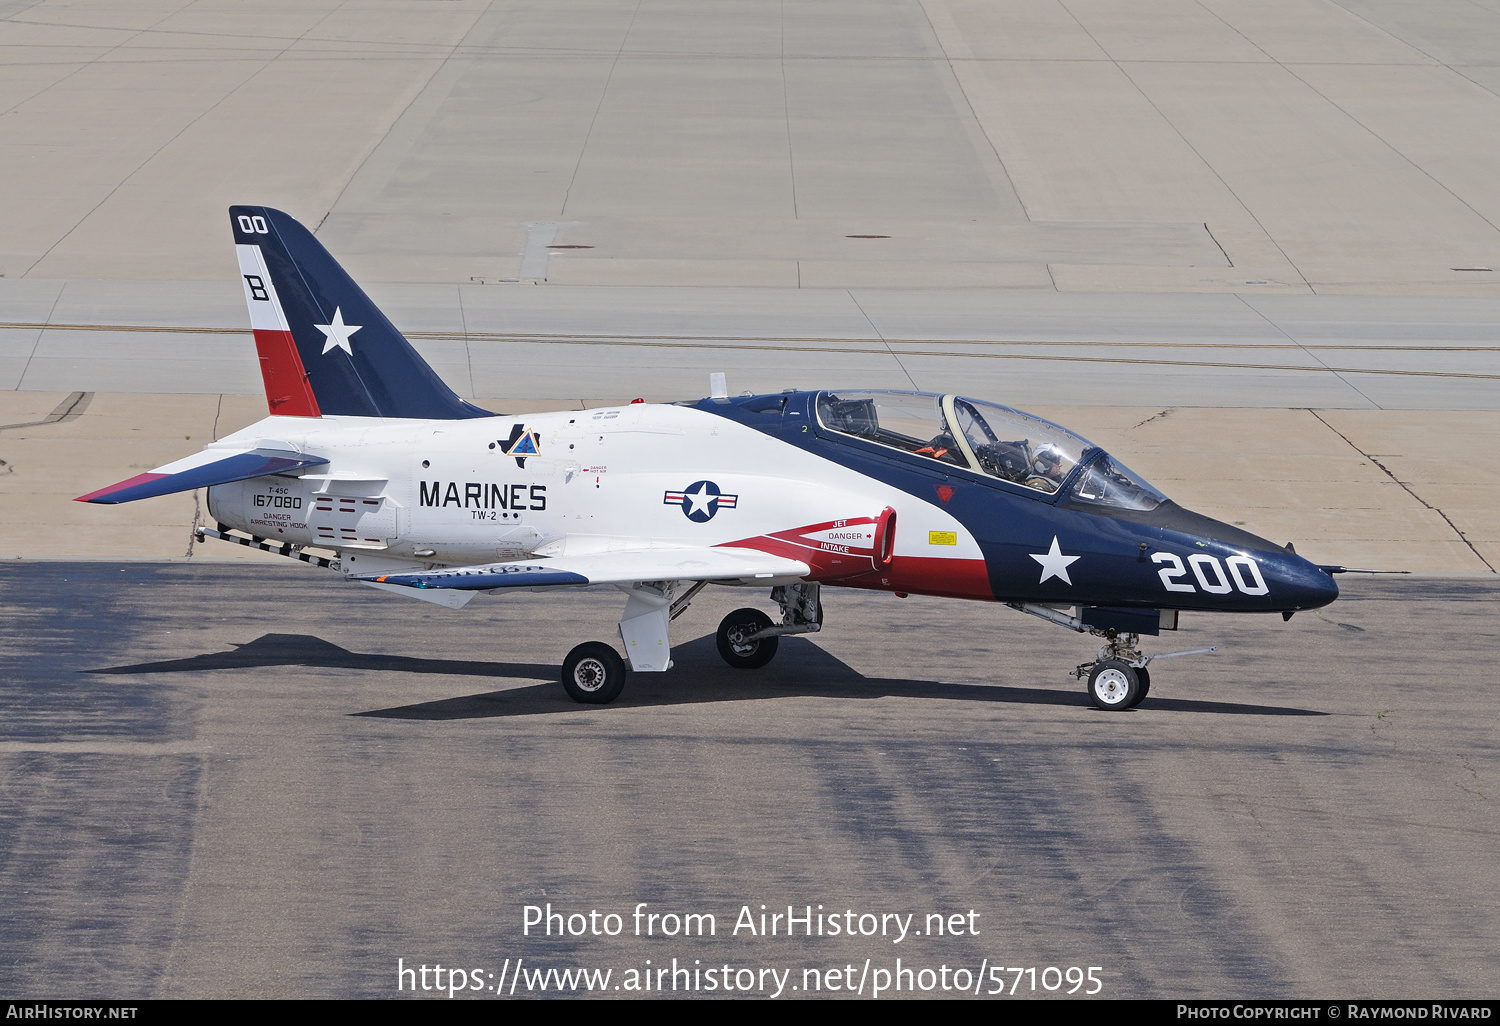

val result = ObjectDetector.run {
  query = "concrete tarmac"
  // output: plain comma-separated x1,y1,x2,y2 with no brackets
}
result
0,563,1495,998
4,1,1500,295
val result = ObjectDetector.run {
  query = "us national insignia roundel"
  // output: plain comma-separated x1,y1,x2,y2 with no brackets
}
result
663,480,738,523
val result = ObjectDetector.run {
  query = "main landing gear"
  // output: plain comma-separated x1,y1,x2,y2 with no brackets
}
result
717,608,778,668
559,582,824,704
715,583,823,671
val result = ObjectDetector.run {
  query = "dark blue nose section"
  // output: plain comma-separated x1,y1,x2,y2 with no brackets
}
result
1158,504,1341,613
1256,549,1340,611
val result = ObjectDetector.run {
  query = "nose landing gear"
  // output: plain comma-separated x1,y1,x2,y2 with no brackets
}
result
1007,603,1211,711
1085,656,1152,710
1079,630,1152,710
1075,630,1207,711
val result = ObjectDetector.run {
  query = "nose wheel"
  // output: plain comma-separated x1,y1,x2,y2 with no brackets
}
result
1087,659,1141,710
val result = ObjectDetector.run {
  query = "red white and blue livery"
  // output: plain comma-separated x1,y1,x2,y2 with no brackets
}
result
79,206,1346,709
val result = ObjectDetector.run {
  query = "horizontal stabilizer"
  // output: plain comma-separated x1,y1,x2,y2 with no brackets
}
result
76,448,329,504
363,547,811,591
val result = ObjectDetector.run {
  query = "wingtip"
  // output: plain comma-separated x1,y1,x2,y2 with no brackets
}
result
73,472,166,504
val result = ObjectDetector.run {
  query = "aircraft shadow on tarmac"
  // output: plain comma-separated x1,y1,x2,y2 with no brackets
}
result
88,632,1325,719
89,633,560,682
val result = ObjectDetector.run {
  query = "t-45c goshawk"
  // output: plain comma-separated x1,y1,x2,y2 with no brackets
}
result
79,206,1347,710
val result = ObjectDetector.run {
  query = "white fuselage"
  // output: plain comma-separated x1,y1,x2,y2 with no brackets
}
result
206,403,987,585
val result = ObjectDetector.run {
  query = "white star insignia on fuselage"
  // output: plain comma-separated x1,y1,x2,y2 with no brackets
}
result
315,307,362,356
681,481,712,517
1030,535,1080,585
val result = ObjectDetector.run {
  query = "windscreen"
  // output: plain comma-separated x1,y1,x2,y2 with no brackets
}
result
1067,453,1167,511
950,397,1089,494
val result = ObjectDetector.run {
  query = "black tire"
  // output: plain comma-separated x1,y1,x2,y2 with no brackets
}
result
1087,659,1140,711
1126,667,1151,708
716,608,779,669
561,642,628,704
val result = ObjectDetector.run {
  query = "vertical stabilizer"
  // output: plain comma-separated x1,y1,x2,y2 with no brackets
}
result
230,206,492,420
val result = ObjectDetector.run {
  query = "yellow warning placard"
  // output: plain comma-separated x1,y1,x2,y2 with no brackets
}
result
928,531,957,546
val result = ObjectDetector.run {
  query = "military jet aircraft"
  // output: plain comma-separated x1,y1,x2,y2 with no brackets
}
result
78,206,1343,710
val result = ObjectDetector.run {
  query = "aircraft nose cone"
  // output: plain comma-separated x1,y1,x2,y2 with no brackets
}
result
1269,551,1339,610
1178,508,1339,611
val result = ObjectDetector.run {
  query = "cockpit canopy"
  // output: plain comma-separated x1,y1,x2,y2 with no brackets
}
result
815,390,1167,512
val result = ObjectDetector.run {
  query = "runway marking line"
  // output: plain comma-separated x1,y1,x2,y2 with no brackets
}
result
2,322,1495,381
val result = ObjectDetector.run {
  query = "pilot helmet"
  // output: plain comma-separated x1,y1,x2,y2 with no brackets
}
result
1033,444,1064,473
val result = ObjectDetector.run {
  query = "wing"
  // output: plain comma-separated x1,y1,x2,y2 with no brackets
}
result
75,447,329,503
361,546,811,591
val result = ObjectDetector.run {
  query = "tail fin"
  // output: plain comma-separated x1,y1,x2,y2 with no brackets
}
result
231,206,492,420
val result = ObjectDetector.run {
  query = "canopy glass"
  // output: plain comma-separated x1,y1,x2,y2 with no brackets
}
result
815,390,1166,511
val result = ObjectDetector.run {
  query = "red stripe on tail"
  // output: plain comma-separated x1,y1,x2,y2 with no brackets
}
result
253,329,320,417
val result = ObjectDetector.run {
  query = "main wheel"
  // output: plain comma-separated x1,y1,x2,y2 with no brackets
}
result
1126,666,1151,708
1087,659,1140,711
561,642,628,704
716,608,779,669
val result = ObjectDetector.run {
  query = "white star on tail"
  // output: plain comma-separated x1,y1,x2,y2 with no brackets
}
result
1030,536,1080,585
315,307,362,356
